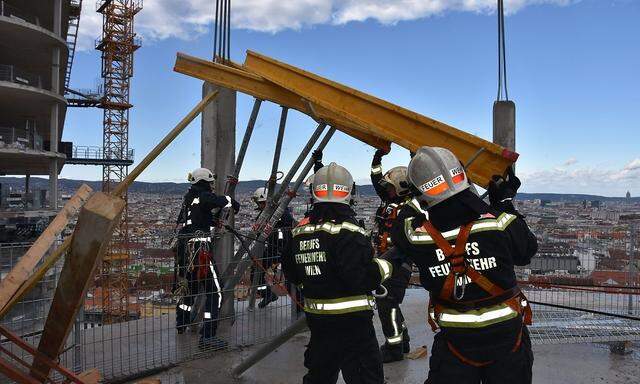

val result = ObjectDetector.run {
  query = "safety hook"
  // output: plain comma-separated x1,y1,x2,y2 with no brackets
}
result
373,285,388,299
453,273,466,301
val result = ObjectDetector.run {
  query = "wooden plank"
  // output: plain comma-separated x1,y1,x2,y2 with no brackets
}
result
0,184,93,315
243,50,518,187
174,53,390,150
31,192,125,379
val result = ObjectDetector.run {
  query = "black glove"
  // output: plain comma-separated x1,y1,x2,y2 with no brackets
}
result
373,148,389,165
312,149,323,162
488,167,521,213
231,198,241,214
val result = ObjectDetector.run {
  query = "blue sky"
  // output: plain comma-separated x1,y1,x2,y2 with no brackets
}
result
61,0,640,196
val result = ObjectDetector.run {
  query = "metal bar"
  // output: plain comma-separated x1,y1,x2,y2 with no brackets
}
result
628,223,636,315
221,127,336,309
249,106,287,309
221,123,326,281
225,98,262,195
232,317,308,377
173,53,390,149
0,93,219,319
243,50,517,188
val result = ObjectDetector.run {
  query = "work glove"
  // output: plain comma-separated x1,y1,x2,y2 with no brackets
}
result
231,198,241,214
488,166,520,214
373,148,389,165
312,149,323,162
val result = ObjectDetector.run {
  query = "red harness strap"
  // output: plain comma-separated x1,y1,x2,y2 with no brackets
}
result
421,220,532,330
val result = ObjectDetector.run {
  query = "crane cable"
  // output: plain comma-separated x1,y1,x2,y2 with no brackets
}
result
213,0,231,62
497,0,509,101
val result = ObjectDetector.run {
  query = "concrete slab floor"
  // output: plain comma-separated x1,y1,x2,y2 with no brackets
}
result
132,291,640,384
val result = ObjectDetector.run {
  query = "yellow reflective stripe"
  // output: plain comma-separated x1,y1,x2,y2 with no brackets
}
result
371,165,383,174
405,213,517,244
188,237,211,242
387,334,403,344
437,304,518,328
292,222,368,237
373,258,392,282
304,295,375,315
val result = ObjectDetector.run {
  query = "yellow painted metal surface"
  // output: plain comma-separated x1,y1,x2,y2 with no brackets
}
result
174,53,390,150
243,51,518,187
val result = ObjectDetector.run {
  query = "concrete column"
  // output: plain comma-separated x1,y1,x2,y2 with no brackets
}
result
201,82,236,278
49,104,59,210
492,100,516,151
53,0,62,36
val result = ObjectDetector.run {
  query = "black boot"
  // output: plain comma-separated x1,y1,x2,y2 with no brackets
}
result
258,289,278,308
402,328,410,353
380,343,404,363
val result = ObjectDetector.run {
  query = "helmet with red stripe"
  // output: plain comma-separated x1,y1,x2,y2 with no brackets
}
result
408,146,470,206
311,162,354,205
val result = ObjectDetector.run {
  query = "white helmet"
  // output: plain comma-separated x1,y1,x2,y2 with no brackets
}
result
252,187,268,204
382,166,411,198
408,146,470,206
188,167,216,184
311,162,354,205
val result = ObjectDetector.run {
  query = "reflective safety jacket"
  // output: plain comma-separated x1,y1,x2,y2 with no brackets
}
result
391,202,537,361
177,183,232,233
282,216,392,318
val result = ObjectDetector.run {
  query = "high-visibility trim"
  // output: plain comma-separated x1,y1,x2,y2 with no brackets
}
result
292,221,368,237
278,229,284,240
404,213,517,244
191,197,200,206
373,258,392,283
178,304,192,312
407,198,428,216
224,195,233,208
387,334,403,345
188,237,211,242
371,165,383,175
209,261,222,308
204,312,212,319
436,304,518,328
304,295,375,315
186,219,193,225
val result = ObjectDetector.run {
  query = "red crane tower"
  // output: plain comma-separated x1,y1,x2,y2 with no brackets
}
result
96,0,142,323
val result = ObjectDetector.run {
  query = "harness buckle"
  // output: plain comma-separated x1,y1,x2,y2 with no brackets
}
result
453,272,466,301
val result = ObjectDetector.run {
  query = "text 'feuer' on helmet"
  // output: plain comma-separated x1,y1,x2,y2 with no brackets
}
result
408,146,470,206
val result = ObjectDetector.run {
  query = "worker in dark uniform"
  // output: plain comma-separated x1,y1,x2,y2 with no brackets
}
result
370,148,415,362
175,167,240,349
282,162,392,384
251,187,295,308
391,147,537,384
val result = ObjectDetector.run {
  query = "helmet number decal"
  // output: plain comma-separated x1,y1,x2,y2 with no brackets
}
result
419,175,449,196
450,167,466,184
314,183,329,198
332,184,351,198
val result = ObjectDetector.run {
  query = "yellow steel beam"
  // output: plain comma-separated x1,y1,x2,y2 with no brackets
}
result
174,53,390,150
243,51,518,187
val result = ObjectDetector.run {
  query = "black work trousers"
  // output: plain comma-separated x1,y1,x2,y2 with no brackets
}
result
426,327,534,384
175,239,222,339
377,248,412,347
303,315,384,384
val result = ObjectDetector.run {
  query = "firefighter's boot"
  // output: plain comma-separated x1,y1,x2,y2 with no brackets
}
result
381,342,404,363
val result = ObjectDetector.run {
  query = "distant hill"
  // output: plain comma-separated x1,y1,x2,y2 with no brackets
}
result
1,177,637,202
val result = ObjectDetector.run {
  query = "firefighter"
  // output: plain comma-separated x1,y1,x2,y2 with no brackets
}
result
251,187,295,308
370,148,415,362
282,162,392,384
174,167,240,349
390,147,537,383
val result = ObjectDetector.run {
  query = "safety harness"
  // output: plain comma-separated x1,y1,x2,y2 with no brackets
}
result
421,220,532,366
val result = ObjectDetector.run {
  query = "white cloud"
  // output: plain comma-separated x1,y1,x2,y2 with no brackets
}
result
520,158,640,195
75,0,577,51
563,157,578,166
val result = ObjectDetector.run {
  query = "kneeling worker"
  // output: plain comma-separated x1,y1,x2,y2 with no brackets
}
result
391,147,537,383
282,162,392,384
